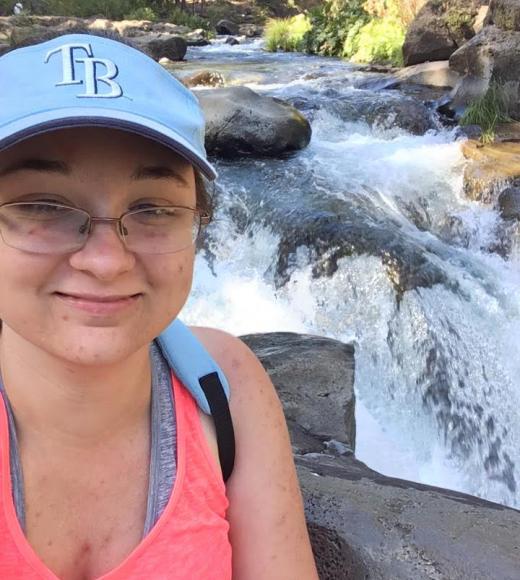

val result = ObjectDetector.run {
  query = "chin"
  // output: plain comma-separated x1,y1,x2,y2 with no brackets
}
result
50,328,153,367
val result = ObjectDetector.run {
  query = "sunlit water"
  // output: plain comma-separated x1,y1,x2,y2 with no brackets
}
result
176,40,520,508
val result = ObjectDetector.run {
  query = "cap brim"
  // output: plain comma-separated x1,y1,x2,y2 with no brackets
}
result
0,107,217,180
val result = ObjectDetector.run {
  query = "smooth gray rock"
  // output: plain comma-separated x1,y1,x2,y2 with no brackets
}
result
134,34,187,61
403,0,483,66
297,453,520,580
396,60,460,89
241,332,356,452
449,25,520,119
196,86,312,157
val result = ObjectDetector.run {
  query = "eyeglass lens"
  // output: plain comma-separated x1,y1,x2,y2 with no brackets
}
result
0,203,201,254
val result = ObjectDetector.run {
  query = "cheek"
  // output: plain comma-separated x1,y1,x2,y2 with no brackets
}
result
151,250,195,319
0,248,57,324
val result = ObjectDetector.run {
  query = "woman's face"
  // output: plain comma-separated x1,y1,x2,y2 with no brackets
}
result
0,127,197,365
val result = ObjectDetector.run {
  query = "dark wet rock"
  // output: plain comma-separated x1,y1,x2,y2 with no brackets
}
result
449,26,520,119
487,0,520,31
215,19,238,36
225,36,239,46
297,453,520,580
183,70,225,88
196,86,312,157
246,193,449,300
135,34,187,61
238,23,263,37
325,90,436,135
241,333,356,452
0,42,9,56
499,184,520,219
403,0,484,66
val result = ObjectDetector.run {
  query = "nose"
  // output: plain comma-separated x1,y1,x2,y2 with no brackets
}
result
68,219,136,281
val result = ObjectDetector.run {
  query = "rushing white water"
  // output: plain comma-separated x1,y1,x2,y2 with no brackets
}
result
180,42,520,508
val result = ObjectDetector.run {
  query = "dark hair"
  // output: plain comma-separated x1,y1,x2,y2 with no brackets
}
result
194,170,214,224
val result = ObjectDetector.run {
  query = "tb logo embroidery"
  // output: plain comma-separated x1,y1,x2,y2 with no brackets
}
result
44,43,123,98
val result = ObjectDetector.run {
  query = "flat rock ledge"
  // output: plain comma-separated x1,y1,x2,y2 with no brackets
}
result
243,332,520,579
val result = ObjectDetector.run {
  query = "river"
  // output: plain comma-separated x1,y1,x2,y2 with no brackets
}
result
172,38,520,509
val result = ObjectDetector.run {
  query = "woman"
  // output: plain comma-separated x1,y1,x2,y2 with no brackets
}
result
0,33,318,579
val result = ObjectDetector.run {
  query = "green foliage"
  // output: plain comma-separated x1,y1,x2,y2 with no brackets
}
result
460,83,512,144
305,0,369,57
350,15,405,65
124,6,158,21
165,6,208,29
264,14,311,52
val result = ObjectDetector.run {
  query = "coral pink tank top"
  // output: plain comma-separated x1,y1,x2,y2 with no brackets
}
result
0,372,232,579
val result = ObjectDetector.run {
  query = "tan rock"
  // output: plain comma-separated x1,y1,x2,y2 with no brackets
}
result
462,133,520,201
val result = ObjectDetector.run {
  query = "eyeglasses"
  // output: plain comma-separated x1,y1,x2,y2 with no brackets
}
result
0,201,209,255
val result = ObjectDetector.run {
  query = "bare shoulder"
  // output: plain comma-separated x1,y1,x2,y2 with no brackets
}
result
189,326,318,580
188,326,272,408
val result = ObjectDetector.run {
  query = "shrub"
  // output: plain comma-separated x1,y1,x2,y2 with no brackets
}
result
124,6,158,21
264,14,311,53
350,15,405,65
165,6,208,29
305,0,369,56
460,82,512,144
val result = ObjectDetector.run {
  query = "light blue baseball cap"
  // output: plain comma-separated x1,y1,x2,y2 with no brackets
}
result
0,33,217,179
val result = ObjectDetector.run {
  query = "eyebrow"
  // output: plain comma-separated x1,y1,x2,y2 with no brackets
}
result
0,158,190,186
0,158,69,177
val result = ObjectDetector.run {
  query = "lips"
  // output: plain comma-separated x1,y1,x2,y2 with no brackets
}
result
56,292,141,302
54,292,142,315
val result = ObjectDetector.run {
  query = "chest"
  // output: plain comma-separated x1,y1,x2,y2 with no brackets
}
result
21,436,150,580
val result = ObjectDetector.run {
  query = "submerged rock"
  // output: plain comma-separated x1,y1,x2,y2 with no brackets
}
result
196,86,312,157
242,332,356,453
182,70,225,88
326,90,436,135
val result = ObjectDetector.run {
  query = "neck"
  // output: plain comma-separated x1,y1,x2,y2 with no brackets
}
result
0,326,151,449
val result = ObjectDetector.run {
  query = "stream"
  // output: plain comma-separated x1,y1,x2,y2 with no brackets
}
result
172,39,520,509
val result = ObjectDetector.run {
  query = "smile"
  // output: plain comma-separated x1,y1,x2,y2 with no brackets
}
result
54,292,142,315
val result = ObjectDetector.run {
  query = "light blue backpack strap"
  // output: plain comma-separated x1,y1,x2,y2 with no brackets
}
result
156,318,231,415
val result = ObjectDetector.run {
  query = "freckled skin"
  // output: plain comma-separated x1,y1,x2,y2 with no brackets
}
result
0,128,197,367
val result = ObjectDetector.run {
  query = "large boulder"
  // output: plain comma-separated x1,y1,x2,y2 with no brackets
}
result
133,34,187,61
297,453,520,580
196,86,312,157
241,333,356,453
449,26,520,118
215,19,238,36
487,0,520,31
403,0,485,66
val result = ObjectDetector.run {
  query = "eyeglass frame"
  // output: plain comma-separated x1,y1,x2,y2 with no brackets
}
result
0,200,211,255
